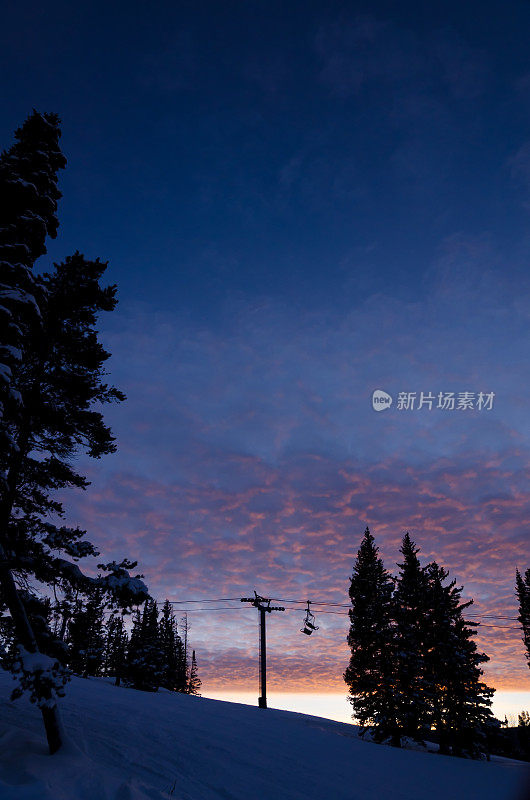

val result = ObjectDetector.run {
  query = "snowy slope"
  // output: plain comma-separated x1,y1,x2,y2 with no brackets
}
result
0,672,528,800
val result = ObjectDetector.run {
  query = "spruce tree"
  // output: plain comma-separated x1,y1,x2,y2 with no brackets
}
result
344,528,398,743
179,613,190,692
0,111,66,753
125,609,143,688
159,600,184,691
104,613,128,686
516,569,530,669
173,617,187,693
0,113,148,753
445,611,494,757
126,600,164,691
143,600,164,690
68,591,105,677
67,600,84,676
393,533,430,740
2,252,148,718
188,650,202,696
423,562,454,753
424,561,494,757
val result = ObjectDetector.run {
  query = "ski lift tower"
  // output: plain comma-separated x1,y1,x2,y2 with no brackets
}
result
241,592,285,708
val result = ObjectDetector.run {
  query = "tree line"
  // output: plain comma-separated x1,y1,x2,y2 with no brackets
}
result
0,594,202,694
66,595,201,695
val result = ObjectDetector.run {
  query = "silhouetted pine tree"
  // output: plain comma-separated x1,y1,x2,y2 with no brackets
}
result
188,650,201,696
67,601,86,676
423,561,454,753
344,528,398,743
174,619,187,693
516,569,530,669
445,610,494,757
159,600,185,691
126,600,163,691
144,600,164,688
424,560,494,757
104,613,128,686
68,591,105,677
345,529,495,757
393,533,430,740
179,613,190,692
125,609,143,688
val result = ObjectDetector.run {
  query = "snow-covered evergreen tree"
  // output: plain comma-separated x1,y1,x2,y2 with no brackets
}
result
0,111,67,753
2,251,149,731
0,110,65,426
344,528,398,743
0,113,148,752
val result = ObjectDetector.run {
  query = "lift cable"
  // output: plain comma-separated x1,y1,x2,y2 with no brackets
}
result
166,604,520,628
166,597,519,622
167,598,243,604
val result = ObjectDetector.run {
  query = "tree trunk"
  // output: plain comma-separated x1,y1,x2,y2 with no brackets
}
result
0,554,38,652
0,334,63,753
0,548,64,754
41,704,63,754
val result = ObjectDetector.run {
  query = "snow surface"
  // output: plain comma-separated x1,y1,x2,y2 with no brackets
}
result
0,670,528,800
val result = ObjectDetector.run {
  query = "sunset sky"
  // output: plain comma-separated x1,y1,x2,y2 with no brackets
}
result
2,1,530,718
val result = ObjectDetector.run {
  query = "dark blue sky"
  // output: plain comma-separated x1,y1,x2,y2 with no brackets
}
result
3,0,530,318
2,2,530,692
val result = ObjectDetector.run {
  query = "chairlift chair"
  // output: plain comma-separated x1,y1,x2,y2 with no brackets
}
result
300,601,319,635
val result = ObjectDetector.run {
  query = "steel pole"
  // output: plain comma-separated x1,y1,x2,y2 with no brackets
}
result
258,606,267,708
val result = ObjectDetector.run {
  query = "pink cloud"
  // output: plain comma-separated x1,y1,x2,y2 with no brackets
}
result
63,448,530,693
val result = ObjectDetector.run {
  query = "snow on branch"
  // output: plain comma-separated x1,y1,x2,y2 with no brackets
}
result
11,645,70,708
96,560,149,609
